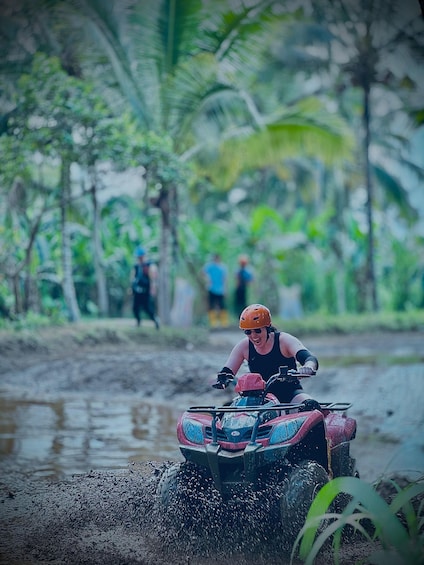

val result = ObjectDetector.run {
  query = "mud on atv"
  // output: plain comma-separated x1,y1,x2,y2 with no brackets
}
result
156,367,358,548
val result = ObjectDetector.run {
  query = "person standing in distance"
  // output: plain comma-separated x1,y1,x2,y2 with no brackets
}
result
131,246,160,330
202,253,228,328
213,303,320,409
234,254,254,315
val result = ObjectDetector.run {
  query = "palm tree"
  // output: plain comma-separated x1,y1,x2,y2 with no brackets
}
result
301,0,424,310
1,0,356,323
58,0,356,324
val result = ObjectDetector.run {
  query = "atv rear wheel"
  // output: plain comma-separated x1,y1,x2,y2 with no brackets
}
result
279,460,329,550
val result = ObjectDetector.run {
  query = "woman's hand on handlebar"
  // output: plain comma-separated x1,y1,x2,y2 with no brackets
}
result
270,366,316,381
296,366,316,376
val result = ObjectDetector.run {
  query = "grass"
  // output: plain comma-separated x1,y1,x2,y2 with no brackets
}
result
0,309,423,358
0,314,211,353
291,476,424,565
277,310,424,335
320,354,424,367
1,309,424,334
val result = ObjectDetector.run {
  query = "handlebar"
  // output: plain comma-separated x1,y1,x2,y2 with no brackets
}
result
270,366,315,379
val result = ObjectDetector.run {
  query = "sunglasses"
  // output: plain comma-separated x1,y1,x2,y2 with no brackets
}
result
244,328,262,335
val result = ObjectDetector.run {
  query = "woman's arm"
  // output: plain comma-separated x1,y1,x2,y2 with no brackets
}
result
280,332,318,373
212,339,248,389
221,339,248,375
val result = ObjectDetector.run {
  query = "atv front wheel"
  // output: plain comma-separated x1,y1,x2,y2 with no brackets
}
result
156,462,183,513
279,460,329,550
156,462,214,531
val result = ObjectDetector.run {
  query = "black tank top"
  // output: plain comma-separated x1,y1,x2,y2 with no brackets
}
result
248,332,302,402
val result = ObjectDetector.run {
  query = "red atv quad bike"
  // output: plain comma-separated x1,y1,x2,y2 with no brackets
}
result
156,366,358,548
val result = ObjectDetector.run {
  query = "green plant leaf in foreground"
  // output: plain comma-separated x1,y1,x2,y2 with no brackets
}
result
293,476,424,565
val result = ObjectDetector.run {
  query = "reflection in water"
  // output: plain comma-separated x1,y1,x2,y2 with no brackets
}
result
0,397,182,480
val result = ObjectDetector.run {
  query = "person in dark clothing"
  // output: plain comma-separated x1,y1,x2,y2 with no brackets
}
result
234,255,253,315
212,303,318,404
131,246,160,329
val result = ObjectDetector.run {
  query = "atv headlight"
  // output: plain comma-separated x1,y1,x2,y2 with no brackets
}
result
269,417,307,445
182,418,204,444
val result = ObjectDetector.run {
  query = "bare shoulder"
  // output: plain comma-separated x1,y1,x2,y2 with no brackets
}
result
279,331,304,355
235,337,249,357
225,337,249,370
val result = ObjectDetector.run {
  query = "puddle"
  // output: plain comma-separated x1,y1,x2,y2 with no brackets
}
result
0,396,182,480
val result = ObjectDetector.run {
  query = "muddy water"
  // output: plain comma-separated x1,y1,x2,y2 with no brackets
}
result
0,396,183,480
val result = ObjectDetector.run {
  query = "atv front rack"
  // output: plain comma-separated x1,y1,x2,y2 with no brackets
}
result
187,404,303,414
187,404,301,447
186,402,352,447
187,401,352,415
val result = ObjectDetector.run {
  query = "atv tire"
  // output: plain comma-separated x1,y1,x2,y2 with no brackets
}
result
156,462,213,531
156,462,183,513
279,460,329,550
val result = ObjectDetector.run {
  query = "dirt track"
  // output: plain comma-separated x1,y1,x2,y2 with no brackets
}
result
1,323,423,564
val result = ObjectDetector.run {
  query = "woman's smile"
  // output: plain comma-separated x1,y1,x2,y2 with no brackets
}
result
251,334,263,345
245,327,269,348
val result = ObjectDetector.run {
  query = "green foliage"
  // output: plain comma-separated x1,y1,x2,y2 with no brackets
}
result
381,238,423,312
292,476,424,565
10,53,129,165
0,0,423,324
213,102,354,188
0,310,67,330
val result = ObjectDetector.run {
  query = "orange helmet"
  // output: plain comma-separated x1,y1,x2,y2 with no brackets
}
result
239,304,271,329
238,254,248,266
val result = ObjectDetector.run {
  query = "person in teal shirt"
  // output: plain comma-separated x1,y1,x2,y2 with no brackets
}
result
203,254,228,327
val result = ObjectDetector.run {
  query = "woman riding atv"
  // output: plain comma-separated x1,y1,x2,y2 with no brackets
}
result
212,303,320,408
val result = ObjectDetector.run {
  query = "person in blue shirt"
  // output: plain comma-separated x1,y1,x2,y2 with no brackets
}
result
202,253,228,328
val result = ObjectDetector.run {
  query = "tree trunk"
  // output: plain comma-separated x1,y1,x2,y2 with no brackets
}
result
158,220,171,325
12,274,22,315
90,174,109,317
22,209,44,313
60,158,81,322
363,85,378,311
334,262,346,313
157,186,172,325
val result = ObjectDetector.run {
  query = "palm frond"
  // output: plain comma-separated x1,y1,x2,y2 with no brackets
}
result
63,0,152,126
201,100,354,187
373,164,418,221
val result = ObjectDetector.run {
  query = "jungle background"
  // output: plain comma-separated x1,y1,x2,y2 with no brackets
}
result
1,3,424,564
1,0,423,330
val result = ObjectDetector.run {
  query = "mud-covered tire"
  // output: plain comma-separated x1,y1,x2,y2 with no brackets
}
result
156,462,183,512
279,461,329,550
156,462,213,531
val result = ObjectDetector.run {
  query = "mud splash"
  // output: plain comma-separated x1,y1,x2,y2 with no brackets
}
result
1,461,377,565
